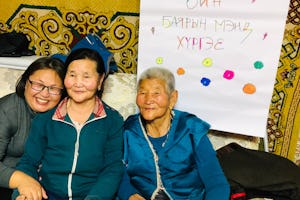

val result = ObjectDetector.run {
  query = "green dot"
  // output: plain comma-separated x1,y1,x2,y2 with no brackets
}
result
254,61,264,69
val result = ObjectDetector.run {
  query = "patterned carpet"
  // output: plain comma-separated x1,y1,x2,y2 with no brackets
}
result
0,1,140,73
0,0,299,164
267,0,300,164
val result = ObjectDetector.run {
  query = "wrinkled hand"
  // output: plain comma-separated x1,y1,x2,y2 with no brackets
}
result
17,180,47,200
10,171,48,200
129,194,146,200
15,194,26,200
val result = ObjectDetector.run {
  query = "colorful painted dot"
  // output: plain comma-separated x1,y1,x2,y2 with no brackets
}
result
177,67,185,75
223,70,234,80
254,61,264,69
200,77,211,86
156,57,163,64
243,83,256,94
202,57,213,67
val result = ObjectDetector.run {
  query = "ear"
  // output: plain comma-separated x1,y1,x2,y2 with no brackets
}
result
169,90,178,109
97,74,105,91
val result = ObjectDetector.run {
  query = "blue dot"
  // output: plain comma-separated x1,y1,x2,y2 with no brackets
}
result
201,77,211,86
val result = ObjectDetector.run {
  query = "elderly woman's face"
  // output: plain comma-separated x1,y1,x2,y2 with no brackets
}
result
64,59,104,104
136,78,174,121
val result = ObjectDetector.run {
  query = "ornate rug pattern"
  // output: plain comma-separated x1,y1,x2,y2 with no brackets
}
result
0,2,140,73
267,0,300,164
0,1,299,164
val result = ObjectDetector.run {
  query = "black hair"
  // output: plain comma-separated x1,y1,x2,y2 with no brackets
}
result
64,48,106,97
16,57,66,99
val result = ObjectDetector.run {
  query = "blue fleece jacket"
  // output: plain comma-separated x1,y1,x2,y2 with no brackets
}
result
118,109,230,200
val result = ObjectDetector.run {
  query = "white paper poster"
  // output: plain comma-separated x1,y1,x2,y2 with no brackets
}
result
137,0,290,137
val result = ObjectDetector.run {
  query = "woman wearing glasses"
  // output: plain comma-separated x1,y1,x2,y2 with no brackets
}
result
0,57,65,200
13,48,124,200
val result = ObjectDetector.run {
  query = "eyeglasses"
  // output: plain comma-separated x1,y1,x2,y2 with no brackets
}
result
28,79,63,95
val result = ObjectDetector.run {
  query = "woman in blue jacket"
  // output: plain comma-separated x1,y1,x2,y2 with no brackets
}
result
117,67,230,200
13,48,124,200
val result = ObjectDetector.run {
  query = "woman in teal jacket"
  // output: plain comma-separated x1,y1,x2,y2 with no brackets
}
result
13,48,124,200
117,67,229,200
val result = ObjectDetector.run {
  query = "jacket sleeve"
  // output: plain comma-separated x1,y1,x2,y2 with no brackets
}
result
0,106,16,187
116,128,139,200
194,135,230,200
16,115,47,180
0,94,35,188
86,114,124,199
117,169,140,200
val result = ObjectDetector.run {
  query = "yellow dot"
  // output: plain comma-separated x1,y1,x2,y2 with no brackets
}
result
156,57,163,64
202,57,213,67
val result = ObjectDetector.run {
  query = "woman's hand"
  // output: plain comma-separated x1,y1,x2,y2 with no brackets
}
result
129,194,146,200
15,194,26,200
9,170,48,200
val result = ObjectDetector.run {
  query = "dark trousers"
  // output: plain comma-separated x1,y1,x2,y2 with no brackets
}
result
0,187,67,200
46,190,68,200
0,187,13,200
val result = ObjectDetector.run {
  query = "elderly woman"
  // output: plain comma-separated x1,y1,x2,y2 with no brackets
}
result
117,67,230,200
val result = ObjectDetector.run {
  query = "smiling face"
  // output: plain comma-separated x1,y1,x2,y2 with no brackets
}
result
24,68,63,112
64,58,104,104
136,78,178,123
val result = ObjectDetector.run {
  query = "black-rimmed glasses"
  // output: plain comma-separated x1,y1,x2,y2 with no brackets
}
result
28,79,63,95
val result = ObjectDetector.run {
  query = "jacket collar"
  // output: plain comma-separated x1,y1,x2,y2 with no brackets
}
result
52,96,106,121
133,110,186,150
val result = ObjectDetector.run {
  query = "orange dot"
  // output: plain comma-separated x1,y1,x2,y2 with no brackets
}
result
177,67,185,75
243,83,256,94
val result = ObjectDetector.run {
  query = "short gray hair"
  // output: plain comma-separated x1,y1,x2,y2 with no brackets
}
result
137,67,175,94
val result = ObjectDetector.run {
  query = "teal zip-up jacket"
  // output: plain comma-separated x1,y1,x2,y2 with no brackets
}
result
118,110,230,200
15,97,124,200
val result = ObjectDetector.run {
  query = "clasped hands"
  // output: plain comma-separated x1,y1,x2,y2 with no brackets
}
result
9,171,48,200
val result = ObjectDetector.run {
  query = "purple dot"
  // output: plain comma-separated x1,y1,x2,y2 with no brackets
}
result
201,77,211,86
